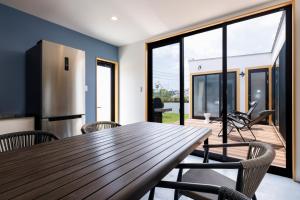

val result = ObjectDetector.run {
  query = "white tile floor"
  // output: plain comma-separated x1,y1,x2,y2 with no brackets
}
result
141,155,300,200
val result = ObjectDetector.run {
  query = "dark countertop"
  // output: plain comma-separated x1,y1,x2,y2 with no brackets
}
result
0,114,33,120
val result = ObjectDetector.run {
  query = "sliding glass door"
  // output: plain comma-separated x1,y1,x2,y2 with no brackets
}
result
193,72,236,119
226,9,292,175
147,5,292,177
151,43,181,124
194,74,221,118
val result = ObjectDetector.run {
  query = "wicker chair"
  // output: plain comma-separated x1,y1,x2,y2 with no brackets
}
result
151,182,250,200
81,121,121,134
176,142,275,200
150,142,275,200
0,131,59,153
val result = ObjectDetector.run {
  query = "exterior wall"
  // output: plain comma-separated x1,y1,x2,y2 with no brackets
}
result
272,14,286,63
0,4,118,123
189,53,272,112
119,41,146,125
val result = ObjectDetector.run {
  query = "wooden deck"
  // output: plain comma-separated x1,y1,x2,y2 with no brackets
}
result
184,118,286,168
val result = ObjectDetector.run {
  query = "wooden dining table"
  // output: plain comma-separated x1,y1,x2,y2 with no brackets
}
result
0,122,211,200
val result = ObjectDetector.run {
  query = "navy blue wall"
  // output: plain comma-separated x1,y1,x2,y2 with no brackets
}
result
0,4,118,122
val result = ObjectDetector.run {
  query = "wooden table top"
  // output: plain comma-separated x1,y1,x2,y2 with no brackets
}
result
0,122,211,200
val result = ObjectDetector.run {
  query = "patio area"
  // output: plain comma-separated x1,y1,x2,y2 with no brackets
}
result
184,118,286,168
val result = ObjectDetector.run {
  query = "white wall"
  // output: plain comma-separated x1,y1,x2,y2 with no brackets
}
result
272,14,286,63
189,53,272,73
295,0,300,182
119,41,146,125
0,117,34,135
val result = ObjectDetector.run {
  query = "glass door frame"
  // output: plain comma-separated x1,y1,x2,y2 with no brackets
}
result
96,59,117,122
248,68,270,124
147,37,185,125
191,73,223,120
148,25,230,162
146,5,293,177
192,71,237,120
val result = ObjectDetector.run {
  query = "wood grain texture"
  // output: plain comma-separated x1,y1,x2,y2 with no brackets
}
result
0,122,211,200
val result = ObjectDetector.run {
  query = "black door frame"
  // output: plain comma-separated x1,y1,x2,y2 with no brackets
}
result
147,5,292,177
96,60,116,122
248,68,269,123
147,38,185,125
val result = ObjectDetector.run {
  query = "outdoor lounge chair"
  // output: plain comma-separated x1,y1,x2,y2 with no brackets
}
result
81,121,121,134
219,110,275,141
210,101,257,124
150,142,275,200
230,101,258,120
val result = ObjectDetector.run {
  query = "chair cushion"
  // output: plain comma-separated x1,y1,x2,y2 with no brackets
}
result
181,169,236,200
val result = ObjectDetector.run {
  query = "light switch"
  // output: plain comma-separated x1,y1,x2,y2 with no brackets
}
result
85,85,88,92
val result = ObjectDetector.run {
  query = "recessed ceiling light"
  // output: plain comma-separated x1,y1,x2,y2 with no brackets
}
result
111,16,118,21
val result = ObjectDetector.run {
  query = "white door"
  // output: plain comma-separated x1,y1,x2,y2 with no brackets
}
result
97,65,112,121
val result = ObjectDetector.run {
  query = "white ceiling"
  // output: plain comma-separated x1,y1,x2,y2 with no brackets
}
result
0,0,282,46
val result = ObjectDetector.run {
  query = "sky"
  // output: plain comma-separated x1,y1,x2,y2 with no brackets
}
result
152,11,283,91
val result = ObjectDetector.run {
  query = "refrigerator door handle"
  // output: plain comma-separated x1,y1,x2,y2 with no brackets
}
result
42,115,85,138
48,114,83,122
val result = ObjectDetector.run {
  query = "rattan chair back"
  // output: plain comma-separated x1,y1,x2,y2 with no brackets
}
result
238,142,275,198
81,121,121,134
0,131,59,153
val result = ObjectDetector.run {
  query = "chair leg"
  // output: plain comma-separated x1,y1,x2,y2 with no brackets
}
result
227,126,234,134
236,128,246,142
219,124,234,137
218,127,223,137
203,148,209,163
174,168,183,200
148,187,155,200
248,127,257,141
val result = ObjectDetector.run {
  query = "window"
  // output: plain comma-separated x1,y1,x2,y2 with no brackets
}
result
147,5,292,177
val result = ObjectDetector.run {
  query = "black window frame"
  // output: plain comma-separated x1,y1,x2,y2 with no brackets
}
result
146,5,293,177
192,71,237,120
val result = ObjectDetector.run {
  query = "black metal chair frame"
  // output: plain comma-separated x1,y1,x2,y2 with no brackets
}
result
218,110,274,142
0,130,59,153
230,101,258,120
149,142,275,200
149,181,251,200
209,101,257,125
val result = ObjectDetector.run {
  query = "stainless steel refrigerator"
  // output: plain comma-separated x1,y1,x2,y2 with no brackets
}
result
26,40,85,138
